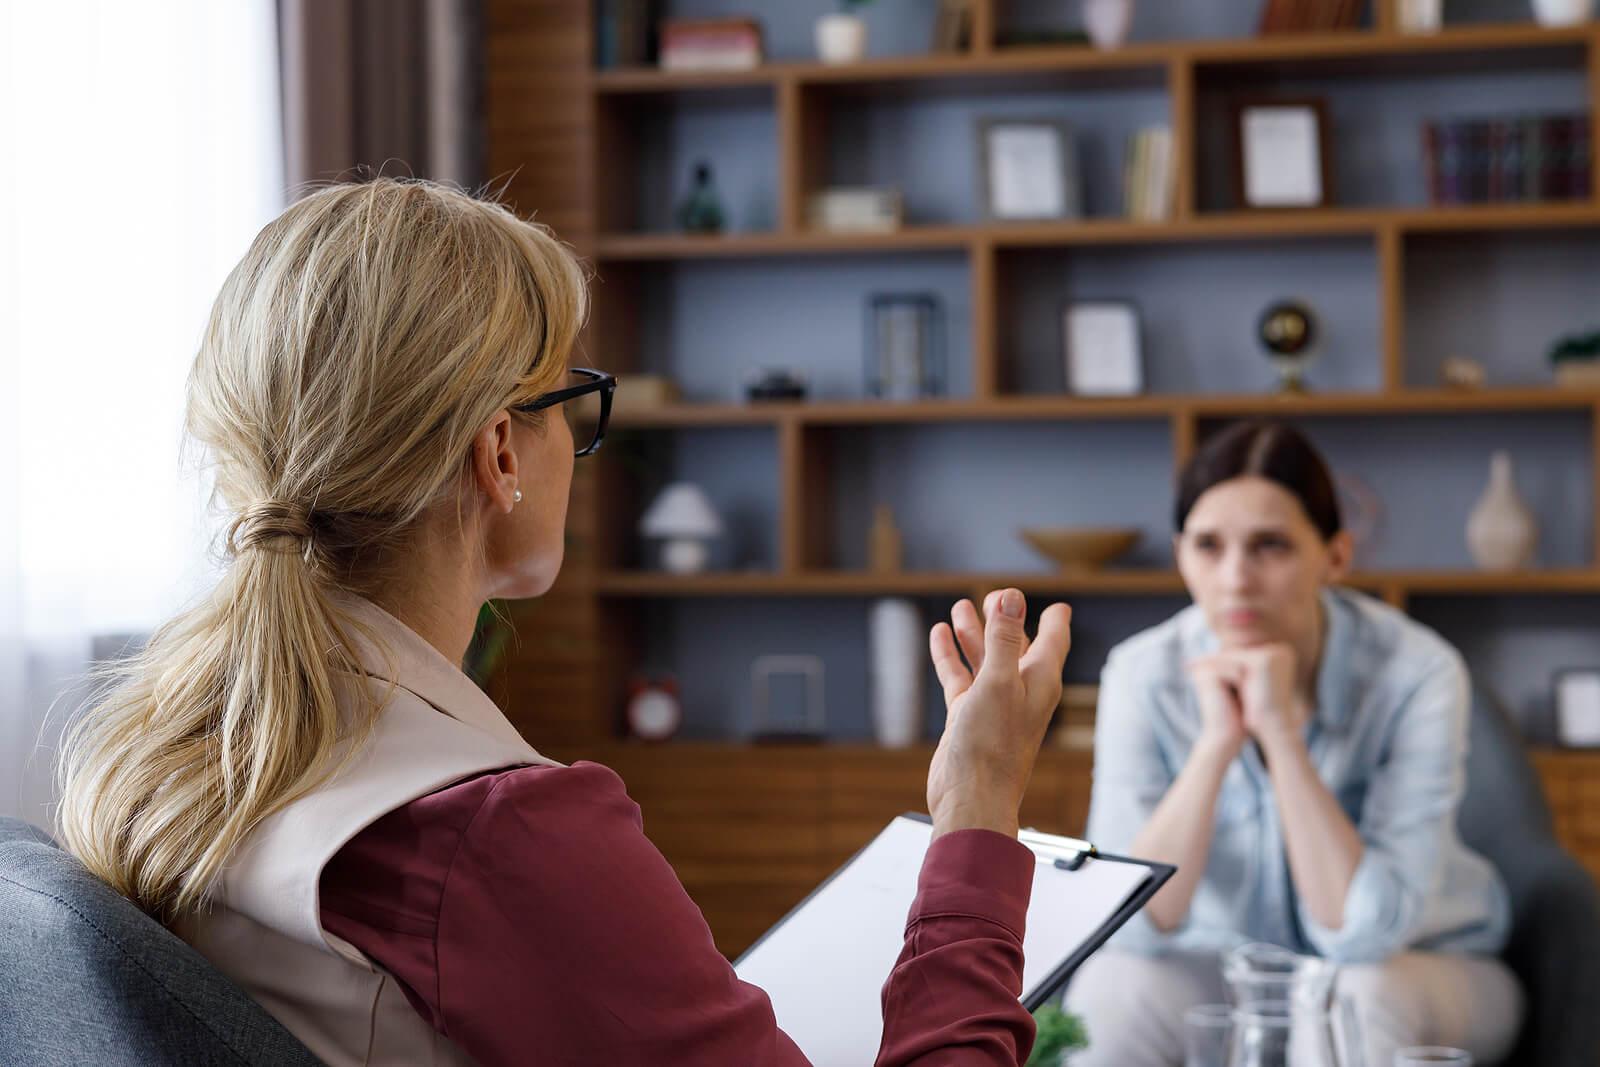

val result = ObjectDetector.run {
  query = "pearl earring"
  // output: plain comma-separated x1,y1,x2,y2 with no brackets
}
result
513,489,523,504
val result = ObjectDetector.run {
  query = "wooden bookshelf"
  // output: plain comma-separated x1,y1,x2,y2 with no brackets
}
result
594,203,1600,260
488,0,1600,951
607,388,1600,429
591,22,1596,95
591,568,1600,600
494,0,1600,739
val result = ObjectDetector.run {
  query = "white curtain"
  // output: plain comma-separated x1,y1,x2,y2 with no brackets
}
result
0,1,285,822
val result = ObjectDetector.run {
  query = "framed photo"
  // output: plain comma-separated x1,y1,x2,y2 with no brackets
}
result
1062,301,1143,396
1230,97,1334,210
977,117,1081,221
1555,668,1600,748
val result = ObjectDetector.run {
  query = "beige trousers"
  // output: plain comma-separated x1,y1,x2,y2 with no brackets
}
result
1063,949,1523,1067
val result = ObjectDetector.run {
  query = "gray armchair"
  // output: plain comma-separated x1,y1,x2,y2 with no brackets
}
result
0,817,322,1066
1457,684,1600,1067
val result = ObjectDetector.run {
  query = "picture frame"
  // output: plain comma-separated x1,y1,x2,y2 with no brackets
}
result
1061,301,1143,397
977,117,1081,221
750,654,827,742
866,292,947,400
1230,97,1334,210
1555,668,1600,748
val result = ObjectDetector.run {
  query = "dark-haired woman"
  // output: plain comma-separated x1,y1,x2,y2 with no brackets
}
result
1065,421,1520,1067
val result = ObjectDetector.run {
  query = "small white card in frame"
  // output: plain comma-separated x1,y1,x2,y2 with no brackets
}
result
1063,303,1143,396
1241,105,1324,207
1556,670,1600,747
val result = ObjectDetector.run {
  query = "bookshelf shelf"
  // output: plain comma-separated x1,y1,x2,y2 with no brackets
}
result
592,569,1600,599
594,203,1600,261
591,24,1595,96
608,389,1600,430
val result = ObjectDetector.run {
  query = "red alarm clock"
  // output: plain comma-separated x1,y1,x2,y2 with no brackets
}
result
626,677,682,742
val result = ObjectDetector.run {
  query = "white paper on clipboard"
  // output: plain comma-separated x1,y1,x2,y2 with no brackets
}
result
733,814,1161,1066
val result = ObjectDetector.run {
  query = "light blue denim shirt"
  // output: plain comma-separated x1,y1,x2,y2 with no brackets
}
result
1088,587,1511,964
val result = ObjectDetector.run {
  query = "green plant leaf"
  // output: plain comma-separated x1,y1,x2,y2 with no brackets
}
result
1025,1005,1090,1065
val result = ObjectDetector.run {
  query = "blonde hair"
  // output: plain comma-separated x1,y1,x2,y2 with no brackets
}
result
56,178,588,921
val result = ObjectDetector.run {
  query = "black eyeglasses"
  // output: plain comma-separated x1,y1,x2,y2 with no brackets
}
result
515,367,616,457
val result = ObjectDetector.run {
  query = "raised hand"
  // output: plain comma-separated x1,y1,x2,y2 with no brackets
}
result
926,589,1072,840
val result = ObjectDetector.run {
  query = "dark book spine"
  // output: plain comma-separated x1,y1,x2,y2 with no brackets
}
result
1501,119,1525,204
1487,120,1508,203
1569,116,1592,201
1468,120,1491,203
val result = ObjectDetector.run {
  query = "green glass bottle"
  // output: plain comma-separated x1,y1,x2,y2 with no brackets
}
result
677,162,726,234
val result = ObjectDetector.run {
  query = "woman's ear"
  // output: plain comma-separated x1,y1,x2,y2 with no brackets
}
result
470,410,520,513
1324,529,1355,582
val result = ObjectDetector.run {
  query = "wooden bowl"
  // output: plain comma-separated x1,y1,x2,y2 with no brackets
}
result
1020,527,1142,572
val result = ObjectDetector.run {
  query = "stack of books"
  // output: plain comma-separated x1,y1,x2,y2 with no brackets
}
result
1258,0,1365,33
659,17,764,72
1124,127,1175,222
1422,115,1593,205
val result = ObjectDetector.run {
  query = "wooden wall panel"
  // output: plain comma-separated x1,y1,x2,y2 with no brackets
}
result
486,0,613,745
594,744,1600,960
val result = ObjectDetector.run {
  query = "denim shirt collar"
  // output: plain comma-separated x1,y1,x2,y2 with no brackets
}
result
1312,587,1356,735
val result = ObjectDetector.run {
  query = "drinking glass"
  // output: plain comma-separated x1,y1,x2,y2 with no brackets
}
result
1184,1003,1233,1067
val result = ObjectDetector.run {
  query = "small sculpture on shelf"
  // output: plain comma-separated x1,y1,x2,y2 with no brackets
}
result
1257,299,1319,393
1440,355,1487,391
745,366,809,403
868,504,903,573
676,162,726,234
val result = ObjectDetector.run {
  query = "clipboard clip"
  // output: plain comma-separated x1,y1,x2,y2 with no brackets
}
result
1018,827,1098,872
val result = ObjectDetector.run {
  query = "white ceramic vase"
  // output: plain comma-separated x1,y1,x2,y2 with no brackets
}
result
1083,0,1135,50
1466,451,1538,571
1533,0,1595,25
815,13,867,64
869,598,923,748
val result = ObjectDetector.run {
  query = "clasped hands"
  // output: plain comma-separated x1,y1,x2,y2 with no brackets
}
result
1188,644,1312,761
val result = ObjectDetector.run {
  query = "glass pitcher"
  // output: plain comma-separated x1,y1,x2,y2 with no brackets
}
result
1223,943,1364,1067
1227,1002,1340,1067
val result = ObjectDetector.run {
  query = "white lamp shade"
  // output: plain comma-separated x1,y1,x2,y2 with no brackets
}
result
640,482,724,538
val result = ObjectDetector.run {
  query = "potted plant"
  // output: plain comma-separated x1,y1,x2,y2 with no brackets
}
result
1026,1004,1090,1066
816,0,870,64
1550,328,1600,389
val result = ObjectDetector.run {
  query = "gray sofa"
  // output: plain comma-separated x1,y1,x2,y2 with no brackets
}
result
1457,684,1600,1067
0,817,321,1066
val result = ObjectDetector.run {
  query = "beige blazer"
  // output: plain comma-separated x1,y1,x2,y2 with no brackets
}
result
175,594,558,1066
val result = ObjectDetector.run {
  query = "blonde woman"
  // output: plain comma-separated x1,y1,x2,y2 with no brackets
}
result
56,178,1073,1067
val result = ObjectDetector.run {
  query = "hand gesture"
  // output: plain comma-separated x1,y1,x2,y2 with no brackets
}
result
926,589,1072,839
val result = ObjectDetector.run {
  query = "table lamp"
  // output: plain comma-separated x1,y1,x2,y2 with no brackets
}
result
640,482,724,574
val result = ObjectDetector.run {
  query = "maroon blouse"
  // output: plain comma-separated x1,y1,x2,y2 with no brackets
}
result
320,760,1037,1065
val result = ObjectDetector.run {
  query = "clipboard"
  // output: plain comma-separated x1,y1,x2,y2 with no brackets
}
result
733,813,1174,1064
